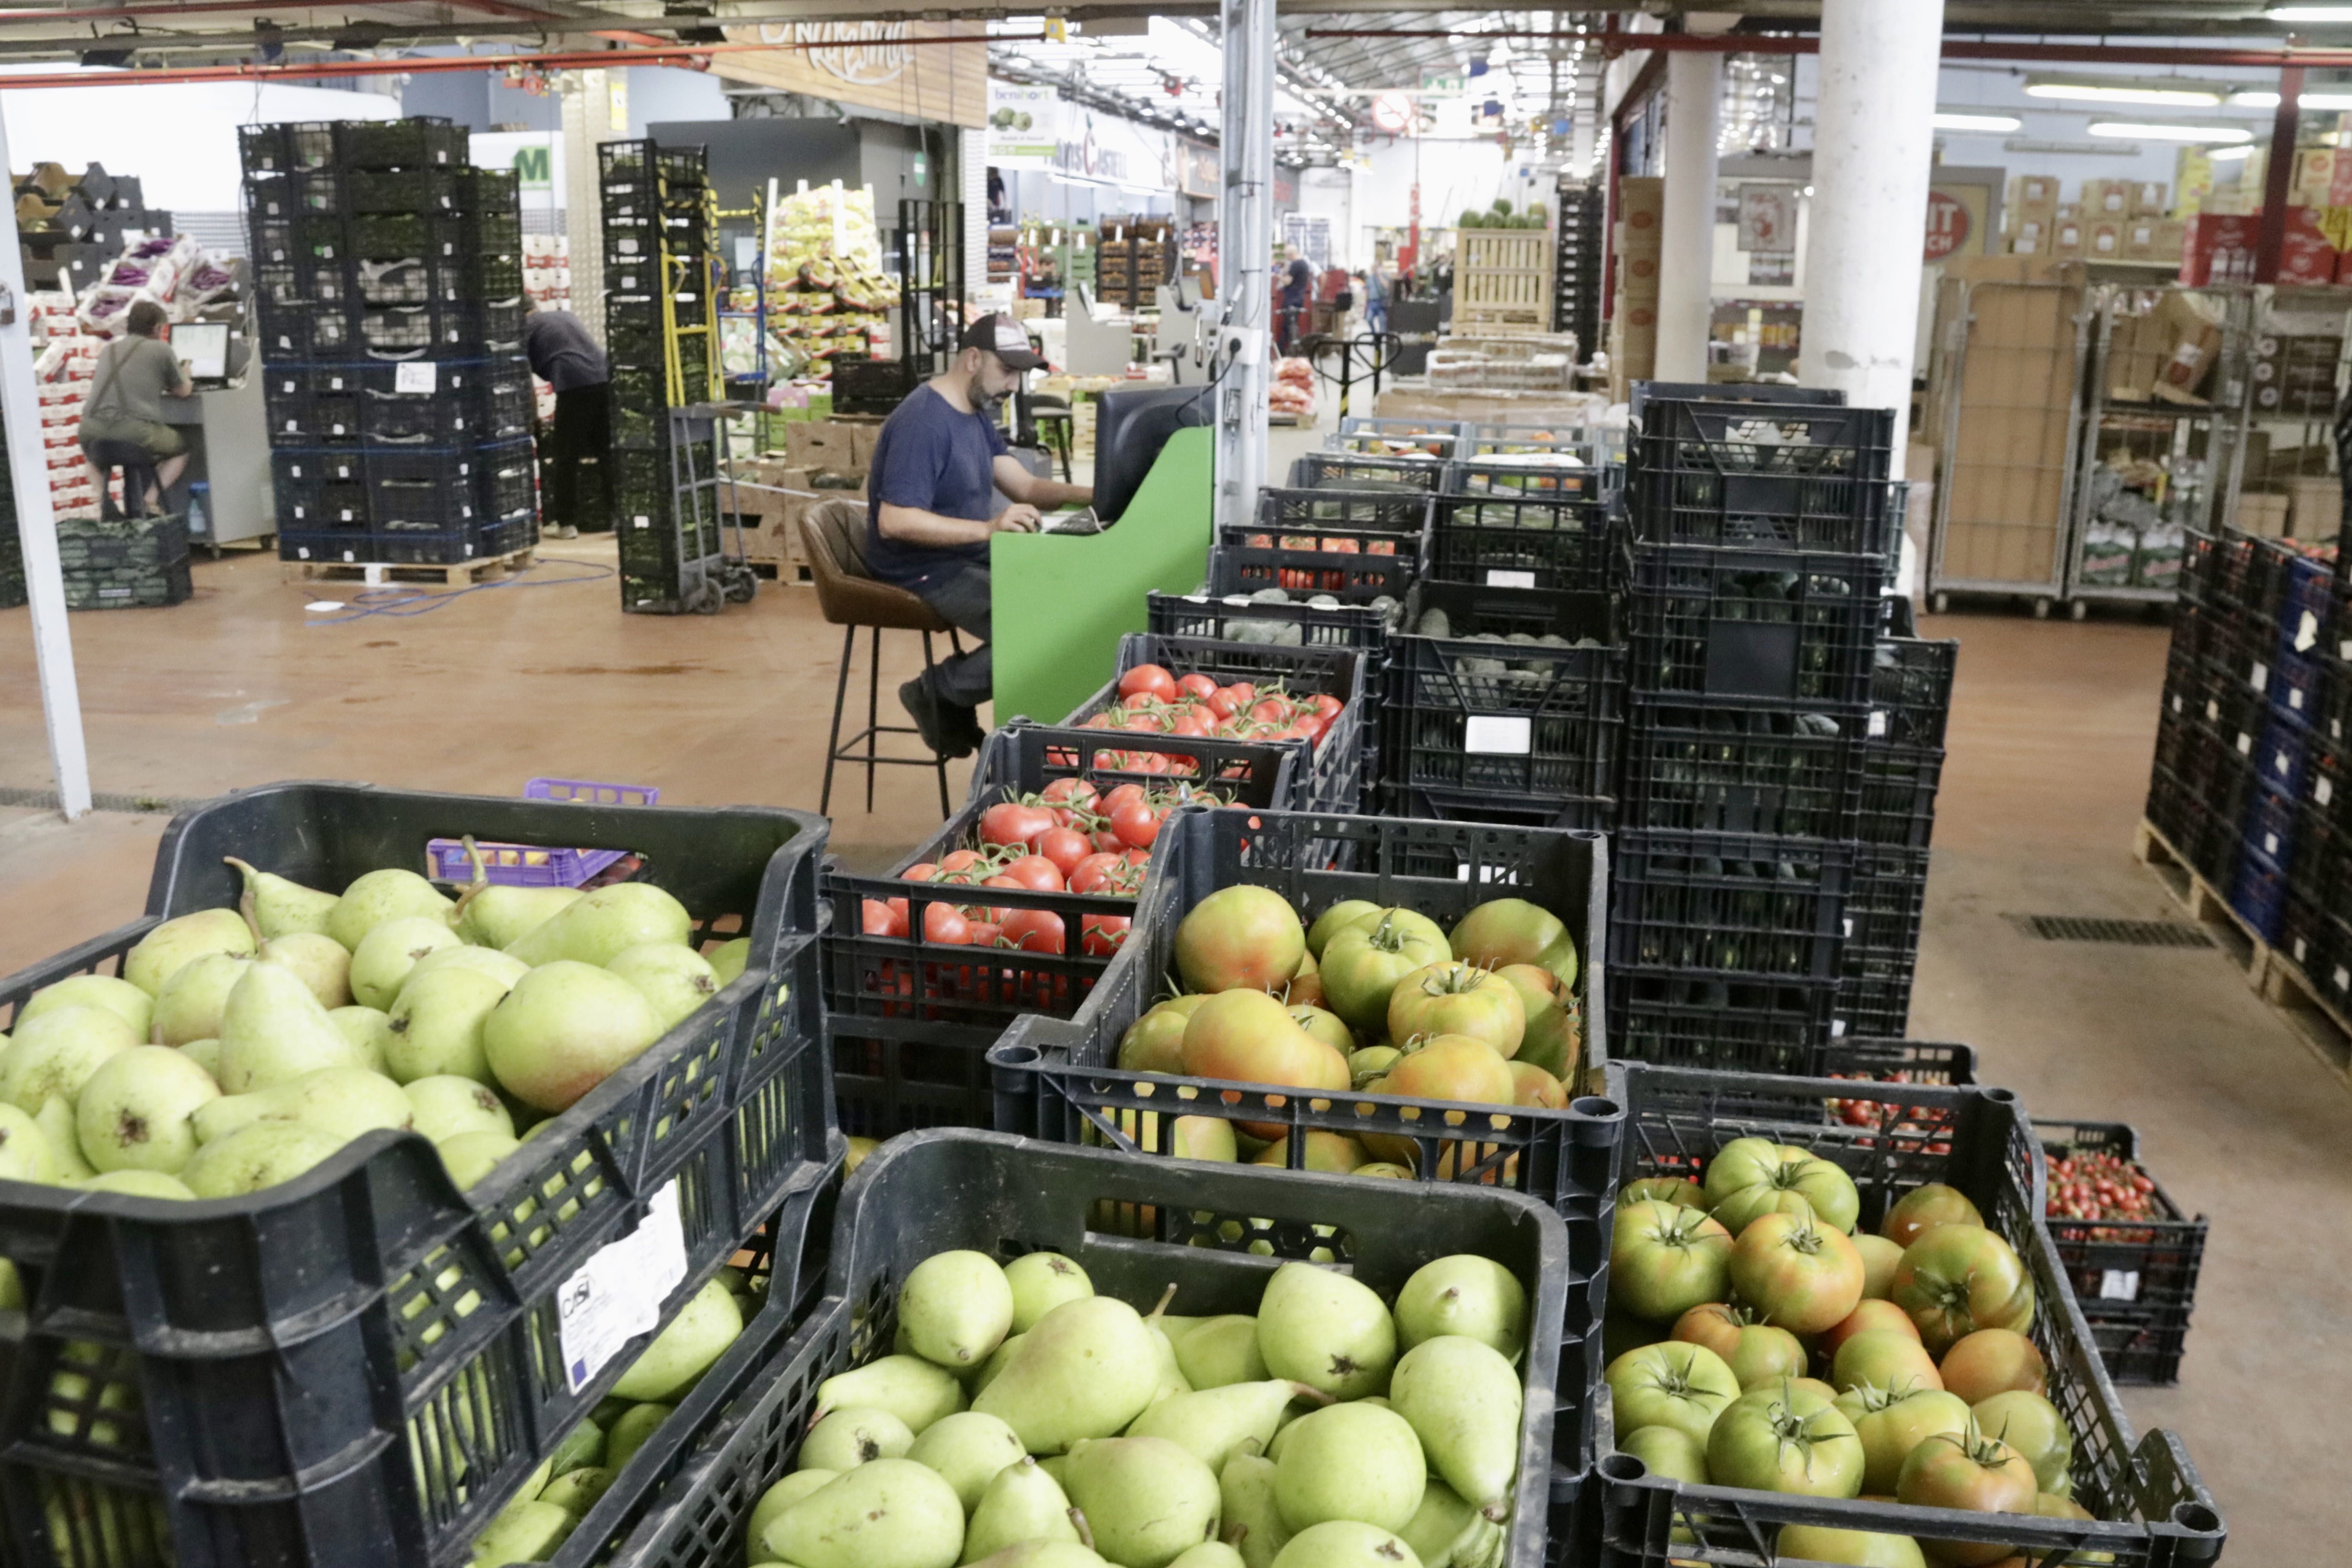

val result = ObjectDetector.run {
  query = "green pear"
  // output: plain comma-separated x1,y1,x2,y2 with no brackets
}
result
1273,1403,1425,1534
604,1402,670,1470
536,1465,613,1515
258,933,352,1011
0,1102,58,1183
973,1296,1161,1453
967,1547,1107,1568
800,1405,915,1471
819,1355,967,1434
217,962,373,1092
77,1047,221,1173
35,1098,94,1179
971,1334,1025,1395
761,1458,964,1568
902,1250,1016,1369
124,908,256,996
178,1040,221,1080
546,1414,605,1477
1396,1481,1499,1568
506,883,693,968
326,869,452,954
349,917,463,1011
1256,1264,1396,1400
0,1006,139,1112
1171,1547,1245,1568
407,1076,515,1143
469,1497,574,1565
1063,1436,1219,1568
1270,1523,1424,1568
329,1006,396,1071
1219,1454,1292,1568
750,1468,838,1550
961,1455,1079,1564
403,944,531,994
76,1169,194,1199
0,1257,23,1307
386,967,510,1084
182,1122,345,1197
456,884,583,950
1389,1338,1520,1518
605,943,720,1029
18,975,152,1041
225,857,339,938
611,1276,741,1401
1175,1317,1267,1390
1005,1251,1094,1333
482,962,664,1113
196,1065,412,1147
1394,1258,1526,1360
153,953,254,1045
1127,1380,1304,1475
1145,1312,1192,1408
439,1131,521,1189
901,1409,1024,1511
706,936,752,985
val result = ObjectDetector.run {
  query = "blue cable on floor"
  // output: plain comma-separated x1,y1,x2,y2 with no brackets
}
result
303,557,617,625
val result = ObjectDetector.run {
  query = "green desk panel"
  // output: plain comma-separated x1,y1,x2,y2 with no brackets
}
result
990,426,1214,725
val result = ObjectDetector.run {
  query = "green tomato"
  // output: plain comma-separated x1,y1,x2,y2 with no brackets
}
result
1385,961,1525,1056
1704,1137,1862,1234
1971,1390,2073,1493
1304,900,1382,958
1610,1199,1735,1324
1833,1384,1971,1496
1616,1425,1707,1485
1773,1525,1927,1567
1705,1381,1864,1499
1319,911,1450,1035
1605,1342,1740,1447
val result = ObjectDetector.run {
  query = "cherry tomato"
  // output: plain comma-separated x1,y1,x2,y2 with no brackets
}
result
1119,664,1178,703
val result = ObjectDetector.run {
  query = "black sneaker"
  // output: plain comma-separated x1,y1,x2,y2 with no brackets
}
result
898,672,975,760
947,700,987,756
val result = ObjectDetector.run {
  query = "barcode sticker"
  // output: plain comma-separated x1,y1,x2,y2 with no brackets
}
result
2098,1269,2141,1303
1829,1018,1847,1038
1485,569,1537,588
2298,611,2321,653
557,1181,687,1394
2237,732,2253,755
1463,715,1533,755
395,361,437,395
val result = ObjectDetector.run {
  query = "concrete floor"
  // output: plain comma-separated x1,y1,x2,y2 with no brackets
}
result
0,550,2341,1555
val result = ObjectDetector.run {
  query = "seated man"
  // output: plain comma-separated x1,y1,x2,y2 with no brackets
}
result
867,314,1092,757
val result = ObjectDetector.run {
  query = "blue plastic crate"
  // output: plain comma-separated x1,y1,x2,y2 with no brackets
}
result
2253,715,2311,800
2276,552,2334,661
2230,843,2291,940
2265,646,2325,728
2242,783,2300,870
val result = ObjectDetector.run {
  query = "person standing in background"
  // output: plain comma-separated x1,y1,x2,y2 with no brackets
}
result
523,302,612,540
1278,245,1313,353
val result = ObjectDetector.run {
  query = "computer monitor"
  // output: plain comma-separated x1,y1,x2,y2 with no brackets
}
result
1093,383,1212,523
174,322,229,383
1177,276,1204,310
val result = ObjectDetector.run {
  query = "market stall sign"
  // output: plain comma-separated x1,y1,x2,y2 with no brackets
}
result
1924,187,1972,262
716,20,987,128
1180,139,1219,200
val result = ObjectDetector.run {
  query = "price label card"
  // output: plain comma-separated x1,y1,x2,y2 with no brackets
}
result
2098,1269,2141,1303
1867,710,1889,737
1484,569,1537,588
557,1181,688,1394
2265,831,2281,857
2237,732,2253,756
2319,776,2335,808
2297,611,2321,653
1828,1018,1847,1038
1463,715,1532,755
395,361,437,395
2250,660,2269,693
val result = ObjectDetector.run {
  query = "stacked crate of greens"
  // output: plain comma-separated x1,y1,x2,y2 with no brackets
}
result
244,118,534,568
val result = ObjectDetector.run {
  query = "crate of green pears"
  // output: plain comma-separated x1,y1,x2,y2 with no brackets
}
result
600,1128,1573,1568
0,781,837,1568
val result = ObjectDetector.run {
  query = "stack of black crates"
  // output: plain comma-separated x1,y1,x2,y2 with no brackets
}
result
1552,178,1604,359
240,116,538,568
1608,393,1952,1071
600,139,726,613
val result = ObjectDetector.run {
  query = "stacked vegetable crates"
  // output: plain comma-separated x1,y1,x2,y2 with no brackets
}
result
1610,396,1904,1073
242,117,537,568
601,140,727,613
2038,1119,2208,1387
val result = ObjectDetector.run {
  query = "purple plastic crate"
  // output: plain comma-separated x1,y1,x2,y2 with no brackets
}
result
425,777,661,884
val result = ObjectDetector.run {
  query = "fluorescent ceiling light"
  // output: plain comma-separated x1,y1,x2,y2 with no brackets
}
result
2230,88,2352,107
2025,75,2223,106
2269,7,2352,20
2088,120,2254,143
1933,112,2022,132
2208,144,2259,160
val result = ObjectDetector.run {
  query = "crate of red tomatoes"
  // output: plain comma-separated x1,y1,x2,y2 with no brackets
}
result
2036,1120,2206,1387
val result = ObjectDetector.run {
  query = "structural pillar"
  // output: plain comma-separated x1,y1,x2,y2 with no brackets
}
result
1804,0,1947,441
0,108,90,818
564,69,619,345
1654,48,1719,384
1215,0,1274,531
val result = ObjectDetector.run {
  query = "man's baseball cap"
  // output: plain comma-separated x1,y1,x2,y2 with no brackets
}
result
960,312,1047,370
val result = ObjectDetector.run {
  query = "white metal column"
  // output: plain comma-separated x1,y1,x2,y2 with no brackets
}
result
0,109,90,818
564,70,616,344
1215,0,1274,530
1805,0,1946,448
1655,48,1720,384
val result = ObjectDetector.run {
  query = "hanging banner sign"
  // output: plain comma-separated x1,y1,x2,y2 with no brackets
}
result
714,20,987,127
989,82,1060,167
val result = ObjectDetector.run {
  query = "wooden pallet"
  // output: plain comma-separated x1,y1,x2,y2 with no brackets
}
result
2134,817,2352,1087
749,558,812,585
283,546,536,588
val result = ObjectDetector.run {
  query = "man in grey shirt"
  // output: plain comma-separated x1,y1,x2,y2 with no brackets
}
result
523,303,612,538
78,299,193,517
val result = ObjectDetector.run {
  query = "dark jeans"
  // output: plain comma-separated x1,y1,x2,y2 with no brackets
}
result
542,385,613,532
908,559,992,708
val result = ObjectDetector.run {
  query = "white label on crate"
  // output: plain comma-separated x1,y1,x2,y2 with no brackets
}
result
2298,611,2321,654
2320,777,2336,807
557,1180,688,1395
1222,595,1254,608
2237,732,2253,756
2207,699,2221,723
396,361,437,395
2276,748,2294,779
2336,964,2349,990
2098,1269,2142,1303
1463,715,1533,755
1868,710,1889,738
2295,936,2309,963
2265,831,2282,857
2250,660,2269,693
1485,569,1537,588
1843,917,1854,938
1829,1018,1847,1037
2341,635,2352,661
2293,686,2308,712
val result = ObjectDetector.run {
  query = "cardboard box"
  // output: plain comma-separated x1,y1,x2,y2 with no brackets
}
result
1615,178,1664,254
2180,213,2258,285
2279,207,2337,285
2052,221,2084,258
2007,173,2062,212
2284,475,2341,539
2150,289,2226,405
785,421,857,474
2234,492,2291,538
2131,180,2169,217
1619,250,1662,297
846,419,884,470
2083,180,2133,217
2087,220,2125,259
2292,148,2339,208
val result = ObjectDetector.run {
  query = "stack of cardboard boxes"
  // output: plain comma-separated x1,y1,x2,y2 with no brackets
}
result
2005,176,2185,265
1607,176,1662,401
727,416,880,581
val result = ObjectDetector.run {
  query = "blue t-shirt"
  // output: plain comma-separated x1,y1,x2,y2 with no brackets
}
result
865,382,1010,588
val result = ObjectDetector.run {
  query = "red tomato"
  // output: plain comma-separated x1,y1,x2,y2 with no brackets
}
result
997,854,1066,892
998,907,1067,953
965,919,1003,948
921,902,970,944
1205,688,1242,719
1091,829,1126,854
1119,664,1178,703
1035,826,1091,877
1169,710,1212,737
1100,783,1148,815
1041,778,1098,820
900,862,940,883
1177,672,1219,701
1069,851,1127,894
1249,697,1293,726
1111,798,1163,849
861,898,899,935
1311,694,1342,720
1082,914,1131,956
980,802,1056,848
1115,711,1166,734
939,849,988,876
1084,712,1118,730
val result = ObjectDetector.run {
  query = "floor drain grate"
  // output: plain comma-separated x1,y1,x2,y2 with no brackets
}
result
2009,915,2213,948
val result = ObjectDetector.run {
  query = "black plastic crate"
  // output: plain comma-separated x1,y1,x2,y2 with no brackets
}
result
1609,829,1852,980
248,214,341,266
253,298,354,360
1375,778,1616,833
1147,586,1393,652
1383,579,1623,799
1605,972,1838,1075
1290,447,1449,492
350,255,452,308
271,459,370,529
1820,1035,1977,1085
356,377,476,447
2036,1120,2205,1387
1257,483,1436,533
357,301,465,355
1857,738,1944,848
603,1129,1577,1568
351,210,461,260
478,511,536,558
478,439,539,519
264,386,360,448
1586,1063,2225,1568
346,165,461,215
1620,699,1864,837
367,447,479,534
1627,398,1896,555
480,374,537,442
1430,490,1621,592
253,258,350,309
1871,634,1958,748
451,250,525,300
243,170,336,220
0,783,836,1568
1628,543,1885,706
1212,530,1423,605
468,209,524,254
1332,414,1464,457
1448,451,1611,504
332,116,467,169
281,527,476,566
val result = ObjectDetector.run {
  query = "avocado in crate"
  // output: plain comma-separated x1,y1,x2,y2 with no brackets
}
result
597,1130,1577,1568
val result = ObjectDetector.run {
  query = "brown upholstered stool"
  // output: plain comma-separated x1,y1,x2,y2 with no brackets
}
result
798,499,963,817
